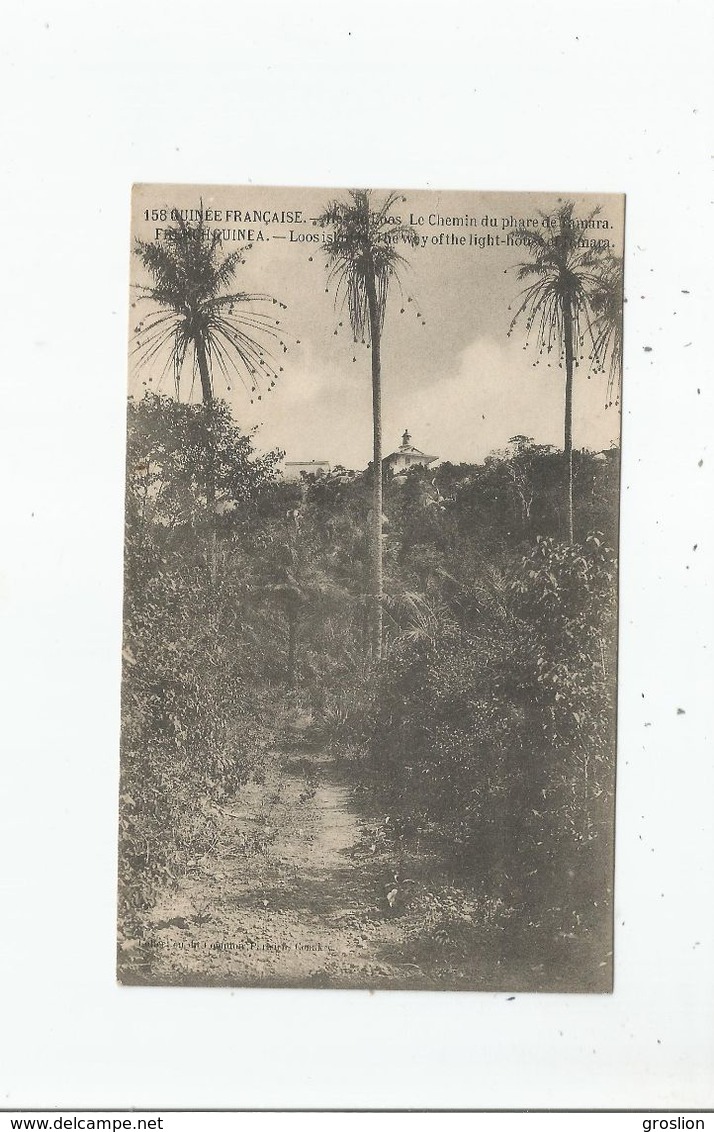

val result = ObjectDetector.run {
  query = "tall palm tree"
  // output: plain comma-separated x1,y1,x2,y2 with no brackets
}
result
590,252,625,409
508,202,613,543
318,190,414,660
133,211,286,517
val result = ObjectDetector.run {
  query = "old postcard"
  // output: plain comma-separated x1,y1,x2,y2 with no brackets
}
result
118,185,624,990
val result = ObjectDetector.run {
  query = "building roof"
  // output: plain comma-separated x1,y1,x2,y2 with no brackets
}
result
283,459,331,481
387,444,436,458
384,448,437,463
384,429,437,466
284,460,330,468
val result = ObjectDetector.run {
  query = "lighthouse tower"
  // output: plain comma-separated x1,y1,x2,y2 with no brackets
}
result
383,429,438,475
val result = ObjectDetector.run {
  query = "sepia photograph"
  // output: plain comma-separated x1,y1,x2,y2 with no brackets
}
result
4,0,714,1112
117,184,625,992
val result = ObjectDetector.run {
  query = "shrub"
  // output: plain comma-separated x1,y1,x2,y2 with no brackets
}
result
118,395,281,933
118,557,272,930
370,534,617,930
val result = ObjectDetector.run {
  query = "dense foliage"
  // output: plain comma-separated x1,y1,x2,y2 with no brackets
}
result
119,395,619,961
372,531,616,930
119,396,283,926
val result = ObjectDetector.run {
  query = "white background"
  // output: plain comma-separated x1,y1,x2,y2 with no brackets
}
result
1,0,712,1111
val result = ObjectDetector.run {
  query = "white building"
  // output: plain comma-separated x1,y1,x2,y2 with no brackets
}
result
384,430,438,476
283,459,331,481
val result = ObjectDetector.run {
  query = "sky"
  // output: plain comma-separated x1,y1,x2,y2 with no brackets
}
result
128,184,624,469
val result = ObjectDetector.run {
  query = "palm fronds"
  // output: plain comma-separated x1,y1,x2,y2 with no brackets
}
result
589,254,624,406
507,201,622,393
132,209,288,404
507,201,623,542
317,189,414,342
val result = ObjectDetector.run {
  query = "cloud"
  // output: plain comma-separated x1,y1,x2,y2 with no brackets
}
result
384,335,620,465
226,334,620,472
246,342,374,467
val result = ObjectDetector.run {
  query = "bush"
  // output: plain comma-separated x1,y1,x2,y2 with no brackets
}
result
369,534,617,930
118,395,282,933
118,558,272,930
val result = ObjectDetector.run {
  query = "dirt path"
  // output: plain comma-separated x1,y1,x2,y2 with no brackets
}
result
119,734,606,990
127,745,438,988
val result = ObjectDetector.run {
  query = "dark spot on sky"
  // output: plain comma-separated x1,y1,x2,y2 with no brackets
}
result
677,707,685,715
643,346,652,352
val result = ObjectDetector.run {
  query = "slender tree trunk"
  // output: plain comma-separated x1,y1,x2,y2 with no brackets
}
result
365,263,383,662
360,596,369,658
562,294,575,543
195,336,216,509
195,335,218,579
287,611,297,688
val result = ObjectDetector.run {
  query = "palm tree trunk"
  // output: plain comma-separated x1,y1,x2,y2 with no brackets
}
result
365,263,383,662
562,294,575,543
361,597,369,658
194,336,216,510
194,335,218,579
287,611,298,688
